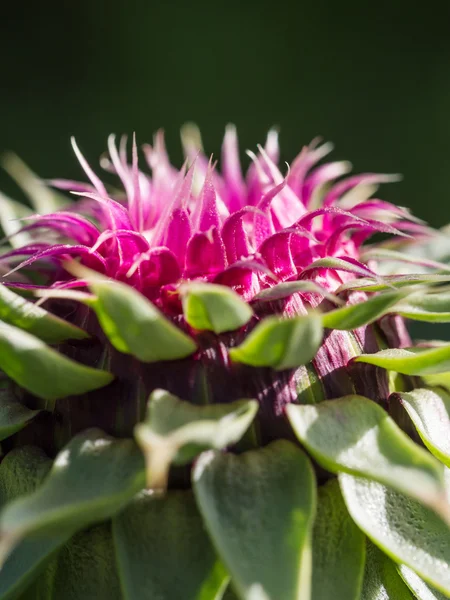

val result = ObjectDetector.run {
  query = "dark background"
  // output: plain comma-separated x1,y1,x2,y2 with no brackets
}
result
1,1,450,224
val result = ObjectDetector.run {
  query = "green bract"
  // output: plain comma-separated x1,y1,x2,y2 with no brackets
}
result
0,131,450,600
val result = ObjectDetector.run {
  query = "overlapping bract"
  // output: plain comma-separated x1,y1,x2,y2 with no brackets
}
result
1,128,424,307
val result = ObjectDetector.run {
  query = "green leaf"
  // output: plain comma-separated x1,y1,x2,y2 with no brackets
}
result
0,192,33,248
0,383,40,441
113,490,228,600
397,388,450,468
395,291,450,322
229,313,323,370
86,276,197,362
398,565,449,600
301,256,381,280
360,247,450,273
25,522,122,600
361,541,415,600
193,441,316,600
2,153,69,214
288,396,449,520
0,447,72,600
340,474,450,595
253,280,343,305
312,479,365,600
180,282,253,333
0,284,88,343
321,290,407,330
0,321,113,402
135,389,257,489
336,273,450,294
354,345,450,376
0,429,145,562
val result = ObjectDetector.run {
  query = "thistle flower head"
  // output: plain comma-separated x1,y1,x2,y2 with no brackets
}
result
2,126,419,306
0,127,450,599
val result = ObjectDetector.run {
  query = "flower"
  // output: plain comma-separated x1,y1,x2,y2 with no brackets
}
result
0,127,449,599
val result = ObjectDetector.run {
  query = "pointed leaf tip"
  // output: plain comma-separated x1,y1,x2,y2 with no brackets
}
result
354,345,450,376
0,321,113,402
0,284,89,343
180,282,253,333
63,264,198,362
229,312,323,370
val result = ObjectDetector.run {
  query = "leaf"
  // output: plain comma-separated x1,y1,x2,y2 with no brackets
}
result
321,290,408,330
395,291,450,322
340,474,450,595
398,565,449,600
360,247,450,273
85,276,197,362
113,490,228,600
336,273,450,294
0,382,40,441
2,153,69,214
0,321,113,402
288,396,449,520
311,479,365,600
0,284,88,343
397,388,450,468
25,522,122,600
0,191,33,248
229,313,323,370
180,282,253,333
193,441,316,600
361,541,415,600
354,345,450,376
0,447,72,600
253,280,343,305
135,389,257,489
0,429,145,562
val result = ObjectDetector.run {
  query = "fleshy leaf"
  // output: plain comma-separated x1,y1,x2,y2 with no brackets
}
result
340,474,450,595
336,273,450,294
398,565,449,600
0,447,72,600
25,523,122,600
0,382,40,441
311,479,365,600
229,313,323,370
395,291,450,322
180,282,253,333
288,396,449,519
321,290,408,330
397,388,450,467
193,441,316,600
361,541,415,600
354,345,450,376
83,275,197,362
0,321,113,403
0,429,145,564
0,284,88,343
135,389,257,489
113,490,228,600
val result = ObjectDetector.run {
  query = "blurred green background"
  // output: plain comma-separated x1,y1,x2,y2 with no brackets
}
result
1,0,449,224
